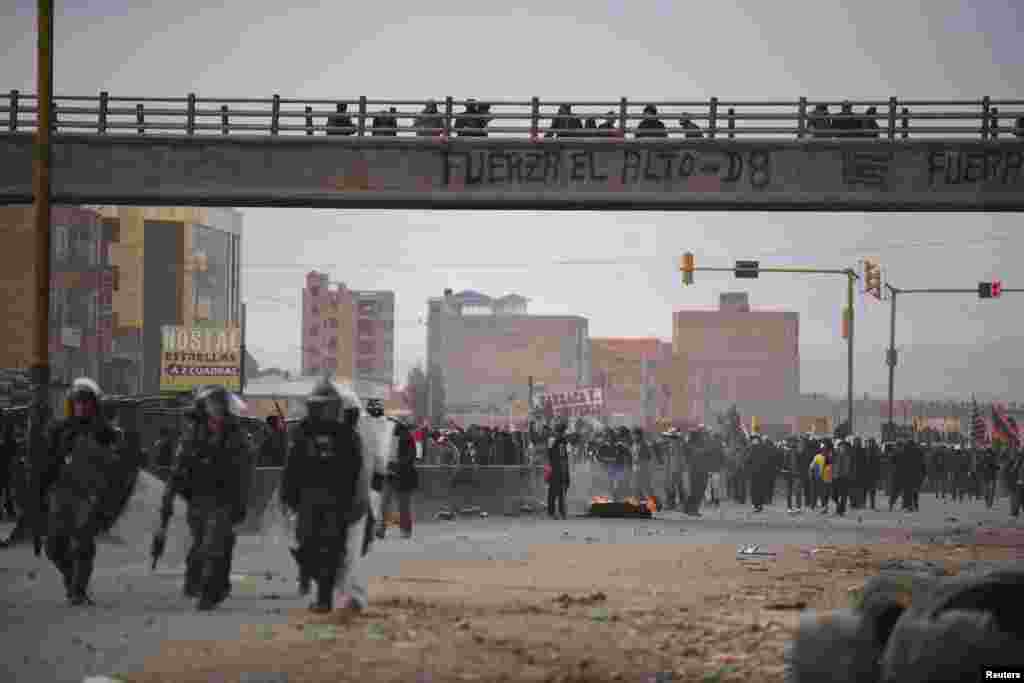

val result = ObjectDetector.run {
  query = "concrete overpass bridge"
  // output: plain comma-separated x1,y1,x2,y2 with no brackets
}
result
1,92,1023,211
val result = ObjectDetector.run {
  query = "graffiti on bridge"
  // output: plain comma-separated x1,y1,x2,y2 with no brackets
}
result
442,147,774,190
927,149,1023,187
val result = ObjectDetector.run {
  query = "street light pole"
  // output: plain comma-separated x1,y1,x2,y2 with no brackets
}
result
680,261,858,435
882,284,1023,442
846,270,855,436
886,285,898,438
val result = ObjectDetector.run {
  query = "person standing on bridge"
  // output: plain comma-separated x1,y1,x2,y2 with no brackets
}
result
372,108,399,136
546,422,571,520
678,114,703,139
635,104,667,138
808,104,831,138
415,100,444,137
546,104,583,139
326,103,354,136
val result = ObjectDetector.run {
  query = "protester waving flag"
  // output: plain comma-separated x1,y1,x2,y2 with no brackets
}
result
971,395,988,446
992,404,1020,448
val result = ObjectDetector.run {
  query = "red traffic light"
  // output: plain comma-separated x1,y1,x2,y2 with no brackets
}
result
992,280,1002,298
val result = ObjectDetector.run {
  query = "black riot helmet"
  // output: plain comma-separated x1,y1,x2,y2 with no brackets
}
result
306,377,361,427
66,377,103,418
365,398,384,418
192,385,243,421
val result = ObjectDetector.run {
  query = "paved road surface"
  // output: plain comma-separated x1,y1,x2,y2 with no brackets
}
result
1,493,1020,683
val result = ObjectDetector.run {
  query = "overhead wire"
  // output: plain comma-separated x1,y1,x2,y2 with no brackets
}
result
240,233,1019,272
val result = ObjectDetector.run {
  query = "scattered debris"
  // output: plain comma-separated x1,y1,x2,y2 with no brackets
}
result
589,607,610,622
584,536,600,543
366,623,387,641
765,600,808,611
259,593,282,600
554,591,607,607
737,544,777,560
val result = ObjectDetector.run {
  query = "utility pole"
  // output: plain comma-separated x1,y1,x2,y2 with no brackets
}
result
886,284,897,439
885,283,1023,442
28,0,54,556
239,302,247,396
679,257,858,434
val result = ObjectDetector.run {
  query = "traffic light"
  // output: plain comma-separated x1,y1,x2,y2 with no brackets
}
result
863,258,882,299
841,306,851,339
735,260,759,279
681,252,695,286
992,280,1002,298
751,416,761,434
979,282,993,298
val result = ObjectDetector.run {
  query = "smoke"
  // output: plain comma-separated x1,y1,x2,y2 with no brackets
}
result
567,459,614,506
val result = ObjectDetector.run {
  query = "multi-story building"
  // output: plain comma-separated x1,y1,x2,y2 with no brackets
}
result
0,206,115,391
301,271,356,380
353,290,395,385
670,292,800,428
590,338,674,429
92,207,243,394
301,272,395,385
426,289,590,413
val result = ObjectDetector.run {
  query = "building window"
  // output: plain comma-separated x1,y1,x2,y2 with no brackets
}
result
112,265,120,292
327,337,337,350
310,287,320,297
359,302,378,317
312,305,320,315
309,326,319,337
102,218,120,243
359,340,375,355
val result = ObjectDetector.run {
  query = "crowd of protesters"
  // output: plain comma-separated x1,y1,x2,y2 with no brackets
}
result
4,407,1022,545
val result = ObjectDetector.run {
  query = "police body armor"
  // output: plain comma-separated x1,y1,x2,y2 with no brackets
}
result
41,417,126,603
165,421,251,609
281,418,364,611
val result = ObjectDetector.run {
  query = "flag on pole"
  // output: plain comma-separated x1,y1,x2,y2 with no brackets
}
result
970,396,987,446
991,403,1020,448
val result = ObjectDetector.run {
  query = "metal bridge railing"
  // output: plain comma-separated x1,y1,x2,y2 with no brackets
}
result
2,92,1023,141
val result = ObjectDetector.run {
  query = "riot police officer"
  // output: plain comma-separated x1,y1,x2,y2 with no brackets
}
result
280,379,366,613
36,378,136,606
156,386,254,611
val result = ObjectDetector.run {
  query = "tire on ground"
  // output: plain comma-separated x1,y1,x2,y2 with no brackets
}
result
784,608,885,683
880,570,1024,683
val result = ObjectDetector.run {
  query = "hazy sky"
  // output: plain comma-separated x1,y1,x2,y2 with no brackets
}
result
2,1,1022,400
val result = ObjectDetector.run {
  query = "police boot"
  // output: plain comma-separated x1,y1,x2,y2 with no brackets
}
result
290,547,311,596
68,555,95,606
183,555,202,598
310,563,337,614
219,534,236,600
196,559,227,611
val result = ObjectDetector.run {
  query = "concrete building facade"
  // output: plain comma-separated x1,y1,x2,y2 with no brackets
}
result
671,292,800,428
0,206,115,390
354,290,395,385
301,272,395,386
590,338,674,429
0,206,242,396
93,207,243,394
426,289,590,412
